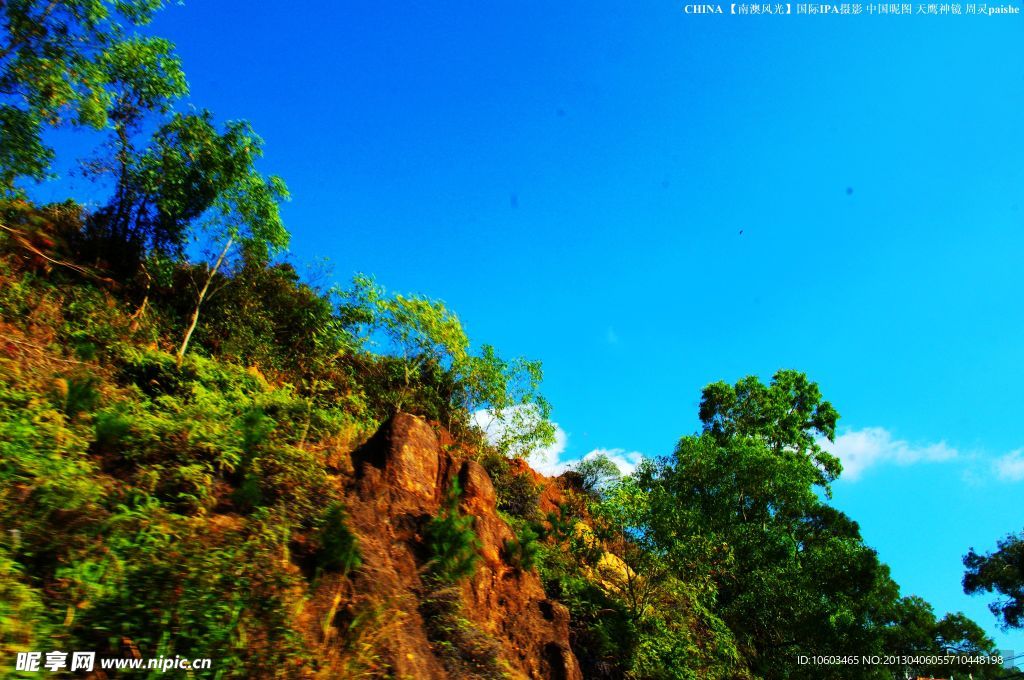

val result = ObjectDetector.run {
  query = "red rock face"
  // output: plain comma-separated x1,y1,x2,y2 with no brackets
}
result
314,413,581,679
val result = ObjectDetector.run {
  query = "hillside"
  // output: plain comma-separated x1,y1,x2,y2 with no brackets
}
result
0,202,579,678
1,3,1019,677
0,201,1012,680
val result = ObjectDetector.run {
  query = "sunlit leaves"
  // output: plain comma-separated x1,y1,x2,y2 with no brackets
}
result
0,0,178,192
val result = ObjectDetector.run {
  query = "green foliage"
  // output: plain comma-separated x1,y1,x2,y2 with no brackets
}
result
172,132,289,365
479,450,541,519
0,0,178,193
343,273,468,412
318,503,362,575
0,106,52,189
84,111,261,270
424,480,481,584
101,36,186,127
570,452,622,500
0,548,49,660
535,531,641,679
0,284,352,675
603,371,1006,680
460,346,555,458
964,529,1024,630
341,275,555,458
52,374,101,420
884,596,1006,678
420,585,507,679
503,522,540,571
191,259,353,375
77,509,310,674
699,369,842,487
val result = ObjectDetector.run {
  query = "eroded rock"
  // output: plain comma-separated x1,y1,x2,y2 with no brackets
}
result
314,412,581,679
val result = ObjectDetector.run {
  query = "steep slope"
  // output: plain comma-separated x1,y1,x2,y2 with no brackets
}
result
306,412,581,679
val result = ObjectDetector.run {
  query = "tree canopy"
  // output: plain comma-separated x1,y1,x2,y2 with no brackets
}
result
0,0,182,193
964,529,1024,630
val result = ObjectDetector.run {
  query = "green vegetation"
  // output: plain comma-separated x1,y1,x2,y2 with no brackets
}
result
0,1,184,193
536,371,1010,679
420,586,506,680
342,274,554,450
424,480,481,584
420,484,505,678
317,503,362,576
964,529,1024,630
0,3,1014,679
503,521,541,571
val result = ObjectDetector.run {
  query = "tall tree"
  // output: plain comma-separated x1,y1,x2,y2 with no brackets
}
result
176,154,289,366
699,369,842,487
628,371,1001,679
964,529,1024,630
0,0,181,193
340,276,555,456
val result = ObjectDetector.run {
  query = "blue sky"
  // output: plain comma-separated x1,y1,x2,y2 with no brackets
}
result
35,0,1024,656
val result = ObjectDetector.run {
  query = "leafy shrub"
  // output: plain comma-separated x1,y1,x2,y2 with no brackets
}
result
114,345,196,398
317,503,362,575
77,509,311,675
479,450,540,520
93,408,133,452
0,550,49,661
52,375,100,420
503,523,540,571
424,480,480,584
420,585,506,679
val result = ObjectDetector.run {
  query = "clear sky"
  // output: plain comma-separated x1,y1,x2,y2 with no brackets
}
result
35,0,1024,656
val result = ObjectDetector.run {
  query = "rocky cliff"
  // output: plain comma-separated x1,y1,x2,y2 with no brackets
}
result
302,412,581,679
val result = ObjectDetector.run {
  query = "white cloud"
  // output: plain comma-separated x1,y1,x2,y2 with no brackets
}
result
469,408,648,478
993,449,1024,482
531,426,570,476
471,406,569,476
605,327,620,345
581,448,646,476
819,427,958,481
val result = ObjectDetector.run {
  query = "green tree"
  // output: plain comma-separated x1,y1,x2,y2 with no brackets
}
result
83,110,252,275
176,164,289,366
84,36,186,258
344,273,469,410
633,371,960,679
0,0,180,193
885,596,1006,678
571,452,625,500
964,529,1024,630
699,368,841,487
459,344,555,458
100,35,186,178
341,276,555,456
581,462,744,679
638,433,895,678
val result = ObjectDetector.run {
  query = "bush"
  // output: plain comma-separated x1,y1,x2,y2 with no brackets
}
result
503,523,540,571
424,480,480,584
420,585,506,679
52,374,100,420
317,502,361,575
479,450,541,520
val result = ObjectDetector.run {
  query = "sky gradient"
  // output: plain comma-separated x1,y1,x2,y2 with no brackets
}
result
35,0,1024,656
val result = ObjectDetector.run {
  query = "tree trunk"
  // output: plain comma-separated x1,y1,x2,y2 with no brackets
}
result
129,263,152,332
176,237,232,367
